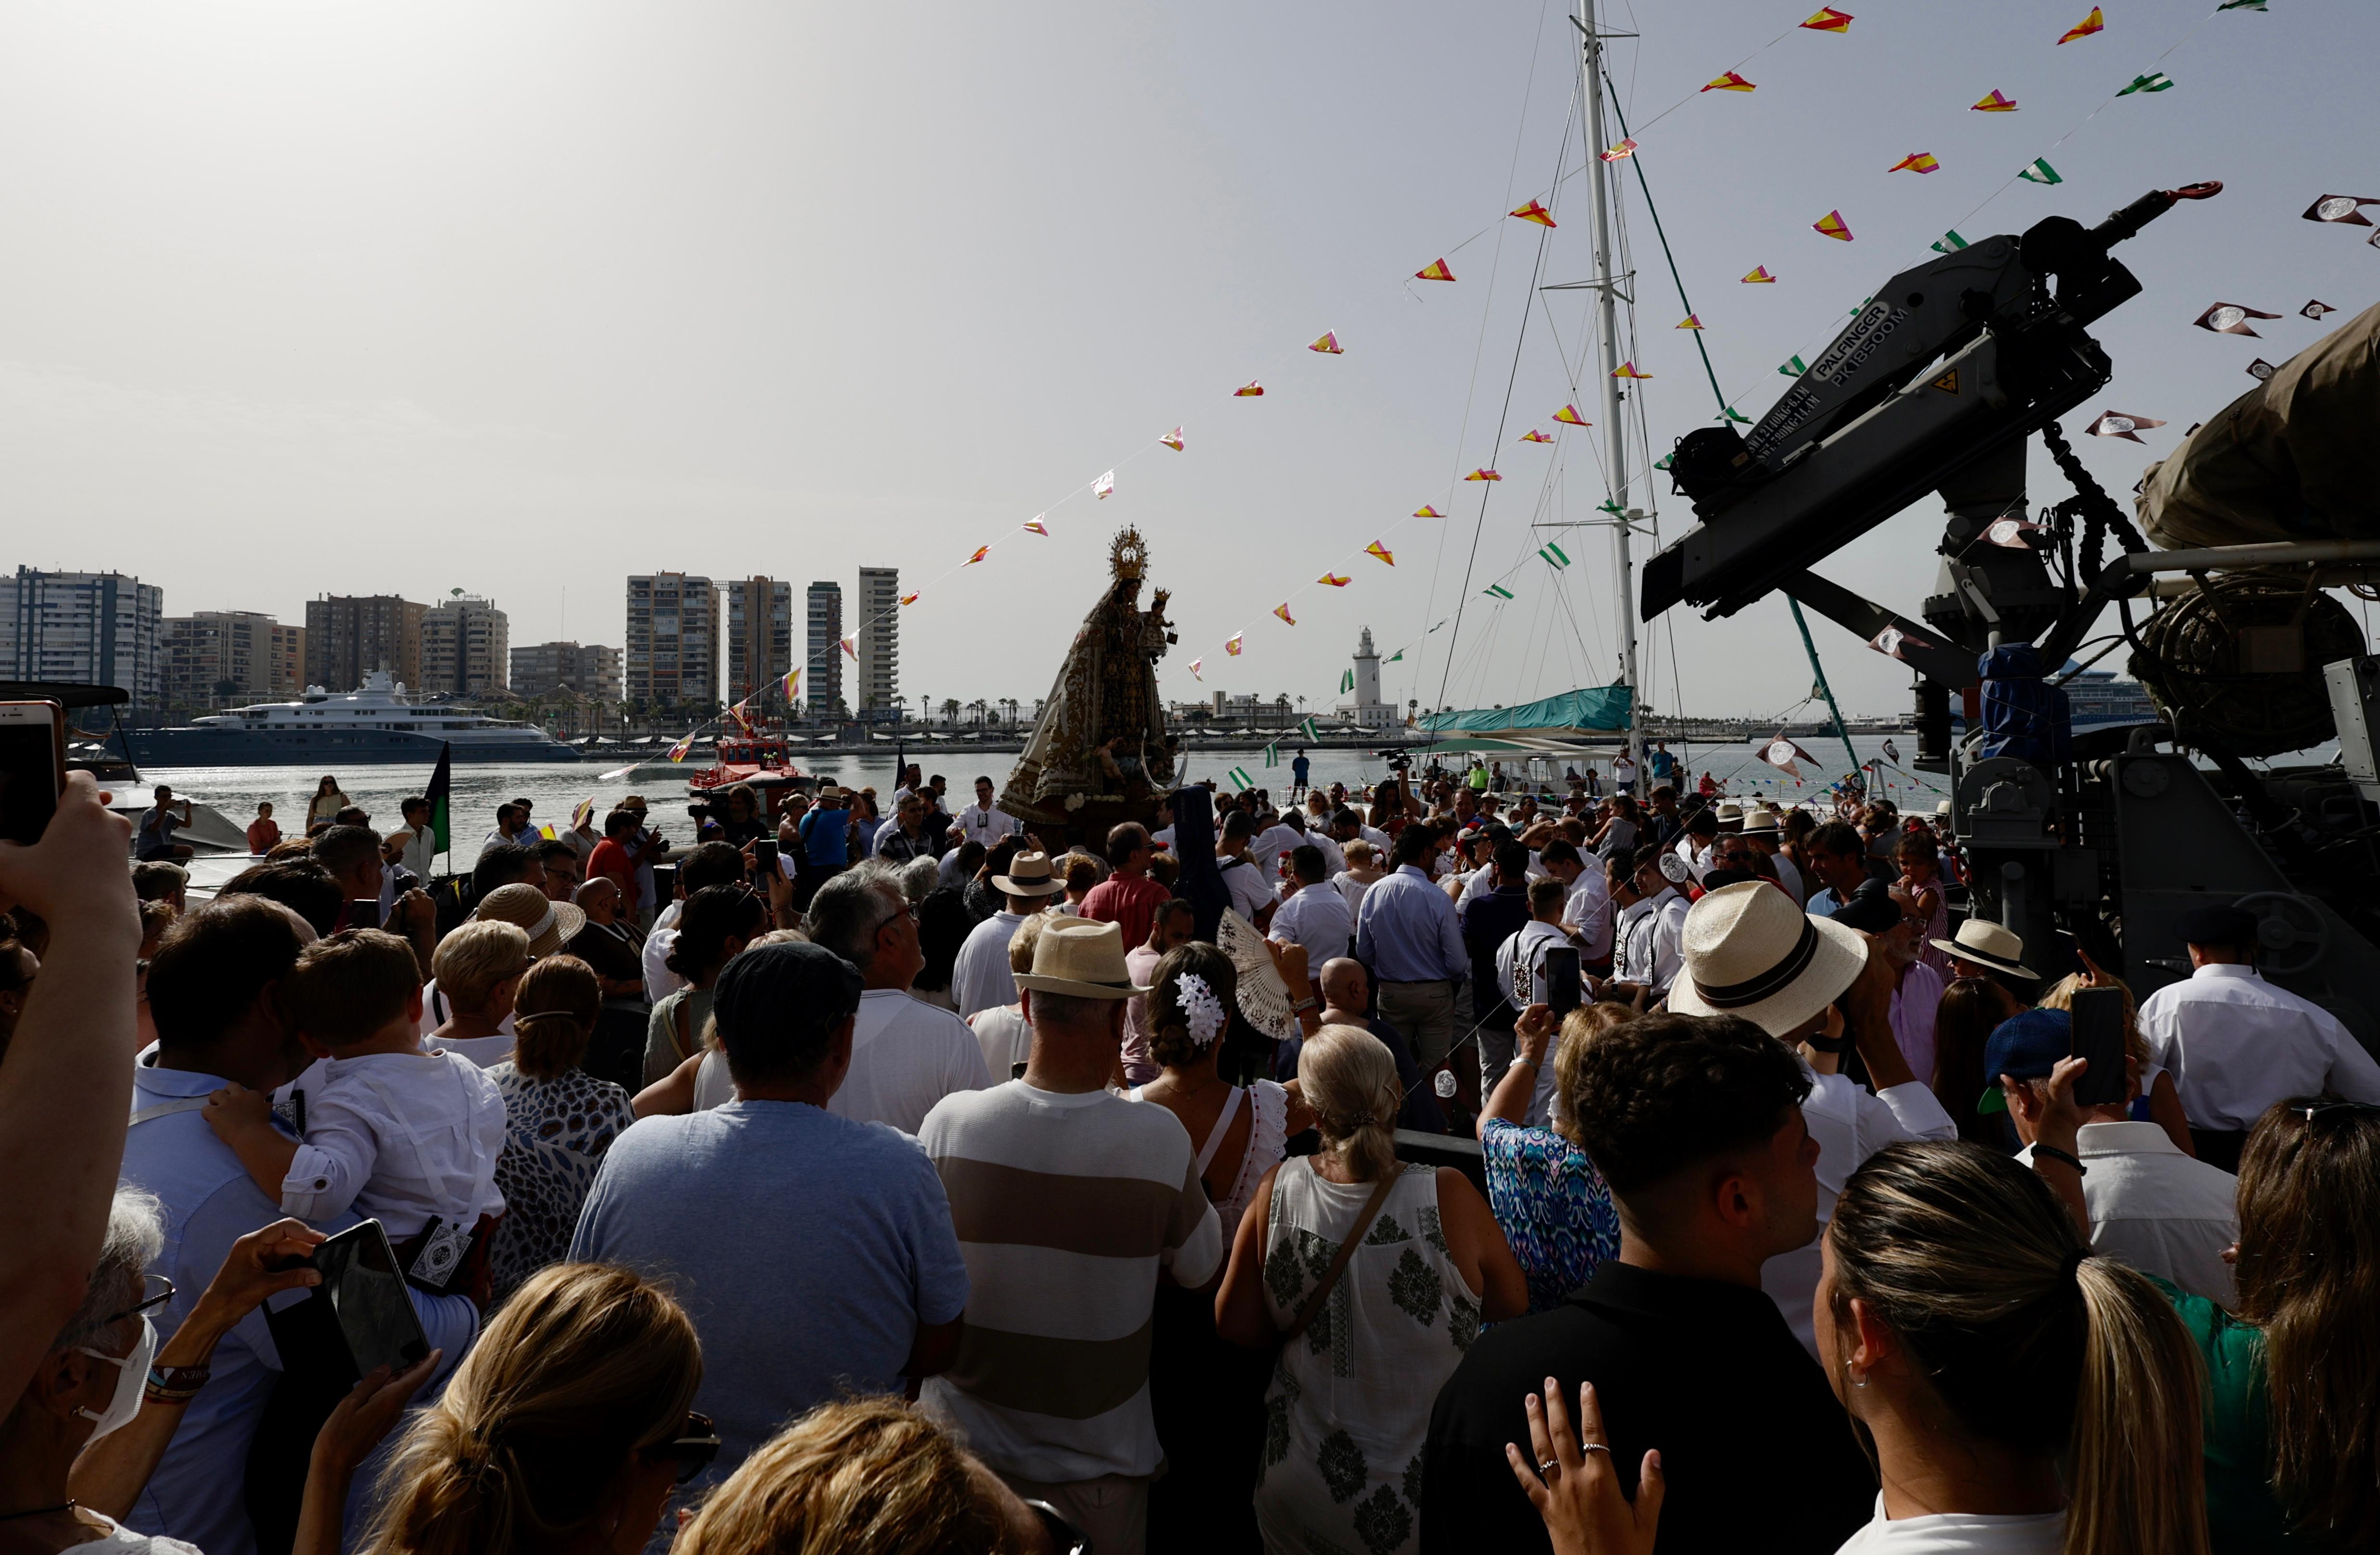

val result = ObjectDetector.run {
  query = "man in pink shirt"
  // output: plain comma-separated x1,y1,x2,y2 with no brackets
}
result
1079,822,1175,950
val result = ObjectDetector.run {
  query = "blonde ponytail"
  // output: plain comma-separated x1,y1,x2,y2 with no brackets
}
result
2066,1257,2210,1555
1296,1025,1402,1183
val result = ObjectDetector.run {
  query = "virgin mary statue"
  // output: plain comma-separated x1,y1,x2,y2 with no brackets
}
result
1001,527,1178,835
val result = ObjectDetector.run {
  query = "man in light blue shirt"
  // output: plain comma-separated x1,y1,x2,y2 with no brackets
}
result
1354,824,1471,1114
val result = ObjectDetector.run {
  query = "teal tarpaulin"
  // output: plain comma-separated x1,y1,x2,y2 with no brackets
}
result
1419,684,1633,736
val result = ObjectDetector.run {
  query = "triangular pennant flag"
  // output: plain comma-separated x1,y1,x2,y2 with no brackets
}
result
1888,152,1940,174
2247,358,2277,382
1094,470,1115,498
1539,542,1571,568
1308,330,1343,354
1340,668,1355,693
1519,429,1554,443
839,636,856,659
1653,451,1675,471
1676,314,1703,330
1299,716,1320,743
1235,381,1265,397
1813,210,1854,241
1023,517,1050,535
1273,604,1297,625
1464,468,1503,481
780,667,799,700
1597,499,1625,515
1779,354,1808,376
2087,411,2167,442
2195,302,2282,336
1160,427,1184,450
1226,634,1244,656
1367,542,1395,565
1188,658,1203,680
1484,584,1515,599
1387,649,1404,662
539,822,558,841
1318,573,1352,587
1414,504,1444,517
1415,258,1455,282
1972,89,2018,112
2056,7,2104,44
2303,299,2338,320
1760,736,1813,778
1599,138,1638,162
1262,743,1280,769
1702,71,1757,92
1742,265,1777,283
1801,8,1854,33
1553,404,1590,425
963,546,989,566
1612,361,1653,378
1226,766,1254,792
2018,158,2063,185
1723,406,1753,423
2116,71,2173,95
2303,195,2380,225
1931,230,1970,253
1984,517,2047,548
899,592,920,606
1868,625,1914,661
2217,0,2266,9
1510,199,1557,227
667,733,696,763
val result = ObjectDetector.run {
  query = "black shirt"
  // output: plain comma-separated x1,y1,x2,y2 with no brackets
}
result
1420,1260,1873,1555
1460,884,1533,1031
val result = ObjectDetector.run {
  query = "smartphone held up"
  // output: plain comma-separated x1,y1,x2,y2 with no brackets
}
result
0,701,67,846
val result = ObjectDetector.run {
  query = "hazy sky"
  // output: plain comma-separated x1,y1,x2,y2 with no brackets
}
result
0,0,2369,718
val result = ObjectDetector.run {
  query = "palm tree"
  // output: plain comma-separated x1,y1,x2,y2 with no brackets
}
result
967,698,988,728
941,697,961,727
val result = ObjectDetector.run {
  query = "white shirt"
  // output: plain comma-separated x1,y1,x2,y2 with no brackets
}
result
1331,869,1382,919
1673,833,1709,883
2016,1121,2240,1306
938,849,973,891
399,823,437,880
969,1004,1033,1083
1611,889,1686,993
279,1050,508,1237
643,898,687,1005
1835,1497,2063,1555
416,981,515,1047
2138,962,2380,1131
1611,756,1637,785
957,801,1017,849
1460,852,1545,903
1303,830,1347,880
1269,882,1356,966
1764,1070,1957,1355
1250,822,1305,879
1216,854,1271,923
830,989,997,1134
1359,824,1392,855
952,910,1030,1020
1889,960,1945,1091
1564,868,1614,961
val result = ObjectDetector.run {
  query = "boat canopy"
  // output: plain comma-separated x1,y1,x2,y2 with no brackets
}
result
1418,684,1632,738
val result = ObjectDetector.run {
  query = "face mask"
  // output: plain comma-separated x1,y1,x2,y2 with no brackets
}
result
76,1316,156,1441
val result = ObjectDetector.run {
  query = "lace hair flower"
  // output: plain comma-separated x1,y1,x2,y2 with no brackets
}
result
1173,971,1228,1050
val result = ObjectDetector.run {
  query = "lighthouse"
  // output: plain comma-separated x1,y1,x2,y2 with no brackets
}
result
1339,626,1394,731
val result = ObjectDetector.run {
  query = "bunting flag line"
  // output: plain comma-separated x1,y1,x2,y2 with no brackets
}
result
1723,406,1753,423
1465,468,1503,481
1298,716,1320,743
1520,429,1554,442
1972,89,2018,112
900,592,921,606
1813,210,1854,241
2056,7,2105,44
1415,258,1456,282
2018,158,2064,185
1226,634,1244,656
1599,138,1638,162
1761,736,1812,778
1308,330,1343,354
2247,359,2277,382
1742,265,1777,283
1676,314,1704,329
1023,517,1050,535
1484,584,1515,599
667,733,696,763
2116,71,2173,95
1510,199,1557,227
839,636,856,659
963,547,989,566
2195,302,2281,336
1318,573,1352,587
2303,300,2338,320
1553,404,1590,425
2304,195,2380,225
1539,542,1572,568
1160,427,1184,451
2087,411,2167,442
1189,658,1203,680
1779,354,1809,376
1226,766,1254,793
1272,604,1297,625
1612,361,1653,378
1094,470,1115,498
1889,153,1940,174
1414,504,1445,517
1367,541,1395,565
1703,71,1757,92
1340,668,1356,694
1235,381,1265,397
1801,8,1854,33
1931,230,1970,253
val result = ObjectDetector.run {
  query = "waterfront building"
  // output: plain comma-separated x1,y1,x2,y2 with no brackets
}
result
162,610,305,712
419,595,510,697
0,567,164,707
303,594,425,693
510,641,622,704
855,566,900,720
805,581,844,715
626,572,719,710
725,577,794,703
1336,625,1400,731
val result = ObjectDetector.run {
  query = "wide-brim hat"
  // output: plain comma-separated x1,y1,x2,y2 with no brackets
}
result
1716,803,1744,823
1666,880,1870,1038
473,882,585,958
1738,807,1782,835
992,850,1067,897
1015,917,1150,999
1930,918,2038,980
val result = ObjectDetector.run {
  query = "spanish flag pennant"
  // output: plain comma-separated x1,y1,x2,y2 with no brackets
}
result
1742,265,1777,283
1160,427,1184,450
1931,230,1970,253
1612,361,1653,379
779,667,799,700
1235,381,1265,397
900,592,920,606
1415,258,1456,282
1510,199,1557,227
1889,152,1940,174
1414,504,1445,517
539,823,558,840
1308,331,1343,354
839,636,856,659
1464,468,1503,481
2018,158,2063,185
1779,354,1808,376
1676,314,1704,329
964,546,990,566
2056,6,2104,44
2115,71,2172,95
1226,634,1244,657
1702,71,1757,93
1972,89,2018,112
1800,7,1854,32
1813,210,1854,241
1553,404,1590,425
1366,542,1395,566
667,734,696,763
1484,584,1515,599
1188,658,1203,680
1539,542,1572,569
1023,517,1050,535
1318,573,1352,588
1093,470,1115,498
1273,604,1297,626
1520,429,1554,443
1599,138,1638,162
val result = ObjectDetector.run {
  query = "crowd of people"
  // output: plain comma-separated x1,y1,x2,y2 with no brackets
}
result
6,753,2378,1555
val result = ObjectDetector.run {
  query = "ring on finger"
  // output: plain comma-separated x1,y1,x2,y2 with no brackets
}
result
1578,1443,1611,1456
1536,1458,1559,1475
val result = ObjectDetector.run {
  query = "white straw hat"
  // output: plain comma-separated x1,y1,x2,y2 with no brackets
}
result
992,850,1067,897
1929,919,2038,979
1665,880,1869,1038
1015,917,1150,1000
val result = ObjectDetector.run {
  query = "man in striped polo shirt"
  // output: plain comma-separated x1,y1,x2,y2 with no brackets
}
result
919,917,1224,1555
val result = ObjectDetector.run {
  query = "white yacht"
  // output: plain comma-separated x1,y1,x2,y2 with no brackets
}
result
127,672,578,766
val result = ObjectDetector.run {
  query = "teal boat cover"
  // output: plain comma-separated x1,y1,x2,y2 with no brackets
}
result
1419,684,1633,736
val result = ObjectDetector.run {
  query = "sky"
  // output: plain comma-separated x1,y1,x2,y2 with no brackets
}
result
0,0,2372,719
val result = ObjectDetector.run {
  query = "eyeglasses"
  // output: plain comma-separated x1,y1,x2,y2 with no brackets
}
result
641,1410,721,1485
102,1273,175,1327
1022,1501,1092,1555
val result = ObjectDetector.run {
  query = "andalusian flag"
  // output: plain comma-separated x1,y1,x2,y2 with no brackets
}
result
1298,716,1321,742
1723,406,1753,423
1779,354,1808,376
2117,72,2173,95
1539,542,1571,569
423,743,453,861
1931,230,1970,253
1387,649,1403,663
1263,743,1280,768
2018,158,2063,185
1366,541,1395,565
1484,584,1515,599
1653,452,1675,471
1340,668,1355,693
1227,766,1255,792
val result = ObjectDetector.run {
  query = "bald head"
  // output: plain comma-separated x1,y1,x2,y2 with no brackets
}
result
1319,958,1368,1017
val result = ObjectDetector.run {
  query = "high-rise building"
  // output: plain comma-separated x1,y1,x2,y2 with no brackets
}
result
509,641,622,705
625,573,719,709
419,596,510,697
724,577,794,703
303,595,425,691
0,568,164,707
162,611,306,710
854,567,900,719
1335,625,1399,731
804,582,844,715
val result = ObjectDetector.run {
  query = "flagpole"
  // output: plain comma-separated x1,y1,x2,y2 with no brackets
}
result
1578,0,1642,780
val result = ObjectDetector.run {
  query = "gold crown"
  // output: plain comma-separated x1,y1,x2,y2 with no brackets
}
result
1111,528,1149,581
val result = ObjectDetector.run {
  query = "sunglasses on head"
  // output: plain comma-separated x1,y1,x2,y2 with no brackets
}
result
641,1410,721,1485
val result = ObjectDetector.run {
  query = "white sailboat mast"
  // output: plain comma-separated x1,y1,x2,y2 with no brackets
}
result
1578,0,1641,771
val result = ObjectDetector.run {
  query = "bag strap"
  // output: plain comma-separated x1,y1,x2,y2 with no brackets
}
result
1279,1169,1398,1344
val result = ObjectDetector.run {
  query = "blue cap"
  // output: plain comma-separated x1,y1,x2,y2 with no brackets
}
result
1978,1007,2071,1114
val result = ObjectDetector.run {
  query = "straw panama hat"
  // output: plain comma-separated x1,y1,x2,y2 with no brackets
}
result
473,882,584,958
993,850,1067,897
1930,919,2039,980
1716,802,1744,822
1015,917,1151,1000
1738,807,1782,835
1665,880,1869,1037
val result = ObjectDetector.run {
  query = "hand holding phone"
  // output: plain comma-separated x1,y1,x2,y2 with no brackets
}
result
2067,986,2130,1108
0,769,134,921
0,700,66,847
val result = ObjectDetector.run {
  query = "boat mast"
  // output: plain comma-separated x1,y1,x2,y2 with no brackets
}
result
1578,0,1640,775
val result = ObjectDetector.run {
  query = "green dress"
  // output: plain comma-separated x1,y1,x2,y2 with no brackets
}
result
2151,1276,2329,1553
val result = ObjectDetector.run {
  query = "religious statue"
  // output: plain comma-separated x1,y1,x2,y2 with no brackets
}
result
1001,527,1180,836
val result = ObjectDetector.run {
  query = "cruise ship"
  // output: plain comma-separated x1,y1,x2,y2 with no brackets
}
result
126,672,579,766
1950,665,2162,736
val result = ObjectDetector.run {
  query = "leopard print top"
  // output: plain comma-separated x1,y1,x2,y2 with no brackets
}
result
484,1063,638,1303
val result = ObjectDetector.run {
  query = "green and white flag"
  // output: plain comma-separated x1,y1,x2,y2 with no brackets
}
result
1340,668,1355,694
1387,648,1404,663
1778,354,1808,376
1539,541,1571,569
1484,583,1515,599
2018,158,2063,185
1723,406,1753,423
2117,71,2173,95
1226,765,1254,791
1262,742,1280,768
1849,295,1873,317
1298,716,1320,742
1597,499,1624,515
1653,451,1675,471
1931,230,1969,253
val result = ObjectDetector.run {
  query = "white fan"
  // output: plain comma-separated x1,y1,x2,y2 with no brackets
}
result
1216,909,1299,1042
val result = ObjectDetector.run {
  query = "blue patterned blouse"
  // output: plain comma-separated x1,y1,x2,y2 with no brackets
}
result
1478,1119,1623,1313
